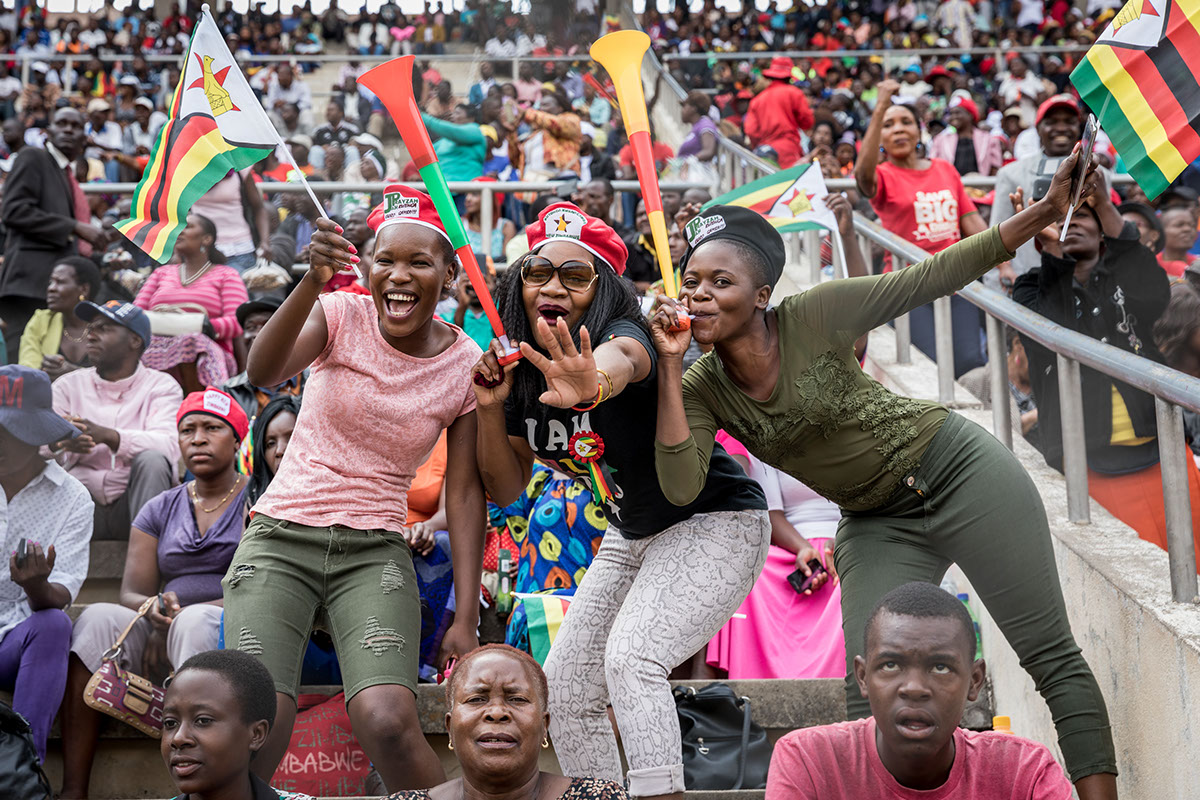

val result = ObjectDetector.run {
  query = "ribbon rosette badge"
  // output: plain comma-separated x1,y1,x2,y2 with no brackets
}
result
569,431,605,462
569,431,614,504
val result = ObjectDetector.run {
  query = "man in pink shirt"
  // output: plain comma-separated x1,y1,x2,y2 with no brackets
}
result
766,582,1074,799
50,301,181,540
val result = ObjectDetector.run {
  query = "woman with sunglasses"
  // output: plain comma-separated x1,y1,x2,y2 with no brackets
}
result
471,202,768,800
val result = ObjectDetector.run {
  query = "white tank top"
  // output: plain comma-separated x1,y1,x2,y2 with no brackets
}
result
192,170,256,257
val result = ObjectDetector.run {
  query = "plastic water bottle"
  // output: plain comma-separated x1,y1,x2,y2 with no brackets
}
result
957,593,983,660
497,549,513,614
993,715,1014,734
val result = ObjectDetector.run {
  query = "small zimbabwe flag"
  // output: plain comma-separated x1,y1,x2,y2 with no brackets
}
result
700,162,837,233
515,593,574,665
1071,0,1200,198
115,8,276,262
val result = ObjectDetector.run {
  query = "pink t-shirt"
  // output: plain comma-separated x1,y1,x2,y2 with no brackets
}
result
252,292,481,532
765,718,1073,800
134,263,249,353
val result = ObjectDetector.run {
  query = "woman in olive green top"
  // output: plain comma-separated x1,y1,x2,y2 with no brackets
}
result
651,151,1118,799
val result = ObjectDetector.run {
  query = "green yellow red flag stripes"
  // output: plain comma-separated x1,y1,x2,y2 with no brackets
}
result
1071,0,1200,198
517,593,573,665
115,8,276,262
701,162,837,233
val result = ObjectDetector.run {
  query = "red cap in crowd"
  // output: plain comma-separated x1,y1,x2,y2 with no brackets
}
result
176,388,250,442
368,184,454,248
762,57,795,80
948,94,979,122
525,202,628,275
1036,94,1081,125
926,65,951,80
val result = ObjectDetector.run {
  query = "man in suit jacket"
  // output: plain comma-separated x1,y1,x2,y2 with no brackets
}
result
0,107,105,363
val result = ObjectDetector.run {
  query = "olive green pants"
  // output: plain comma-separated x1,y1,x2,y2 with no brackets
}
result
836,412,1117,782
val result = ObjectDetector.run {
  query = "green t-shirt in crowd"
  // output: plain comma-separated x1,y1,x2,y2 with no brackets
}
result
656,225,1014,512
441,307,493,350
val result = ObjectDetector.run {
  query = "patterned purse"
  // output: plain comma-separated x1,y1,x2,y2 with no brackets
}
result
82,597,166,738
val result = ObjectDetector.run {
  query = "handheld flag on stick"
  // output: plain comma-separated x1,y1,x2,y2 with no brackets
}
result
116,6,353,276
115,5,275,263
591,31,678,297
1070,0,1200,198
358,56,520,365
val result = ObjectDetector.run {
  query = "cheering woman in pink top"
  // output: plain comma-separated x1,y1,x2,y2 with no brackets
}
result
221,186,485,793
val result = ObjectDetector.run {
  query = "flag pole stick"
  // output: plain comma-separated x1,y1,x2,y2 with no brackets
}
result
271,129,364,280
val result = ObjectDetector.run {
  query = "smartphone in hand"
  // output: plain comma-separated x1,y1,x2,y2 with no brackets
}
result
787,559,827,594
15,538,26,568
1060,114,1099,241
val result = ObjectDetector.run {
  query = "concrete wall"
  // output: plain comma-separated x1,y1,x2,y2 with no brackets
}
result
863,322,1200,797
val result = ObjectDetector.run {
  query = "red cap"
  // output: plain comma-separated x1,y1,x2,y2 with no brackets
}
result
176,387,249,442
367,184,454,247
736,89,754,100
948,94,979,122
525,202,628,275
1036,93,1081,125
926,65,951,80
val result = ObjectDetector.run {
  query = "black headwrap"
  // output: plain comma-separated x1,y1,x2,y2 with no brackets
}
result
679,204,787,287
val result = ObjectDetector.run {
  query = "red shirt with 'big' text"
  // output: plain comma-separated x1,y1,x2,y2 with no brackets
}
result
870,159,976,263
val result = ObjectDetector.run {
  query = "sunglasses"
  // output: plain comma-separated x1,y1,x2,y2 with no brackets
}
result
520,256,598,292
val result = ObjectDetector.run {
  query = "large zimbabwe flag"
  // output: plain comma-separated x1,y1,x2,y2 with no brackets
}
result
1072,0,1200,198
115,8,275,262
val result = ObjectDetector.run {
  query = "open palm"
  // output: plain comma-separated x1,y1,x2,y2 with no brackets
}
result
519,316,599,408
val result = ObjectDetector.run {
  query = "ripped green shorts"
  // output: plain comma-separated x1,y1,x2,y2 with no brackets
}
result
221,514,420,700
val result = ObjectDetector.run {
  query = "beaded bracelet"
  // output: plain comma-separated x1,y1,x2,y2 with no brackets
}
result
572,379,607,411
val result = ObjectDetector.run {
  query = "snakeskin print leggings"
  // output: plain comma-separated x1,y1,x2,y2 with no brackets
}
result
543,509,771,797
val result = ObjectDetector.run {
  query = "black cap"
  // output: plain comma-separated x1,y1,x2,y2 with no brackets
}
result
680,205,787,287
1117,202,1165,254
236,293,285,328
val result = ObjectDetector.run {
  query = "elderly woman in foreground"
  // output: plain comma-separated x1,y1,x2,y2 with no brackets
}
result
385,644,628,800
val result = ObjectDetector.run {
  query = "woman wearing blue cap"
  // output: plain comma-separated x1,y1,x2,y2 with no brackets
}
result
650,151,1118,800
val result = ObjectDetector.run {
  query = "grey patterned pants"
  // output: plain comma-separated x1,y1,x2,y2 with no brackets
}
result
544,509,771,797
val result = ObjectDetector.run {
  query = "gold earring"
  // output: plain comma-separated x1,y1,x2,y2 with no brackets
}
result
78,293,85,301
447,739,454,751
542,737,550,749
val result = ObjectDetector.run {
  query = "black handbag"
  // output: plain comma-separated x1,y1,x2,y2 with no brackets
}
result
0,701,52,800
673,683,772,790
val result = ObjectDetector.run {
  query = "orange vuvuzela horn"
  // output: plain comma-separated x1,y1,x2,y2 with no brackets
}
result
590,30,678,298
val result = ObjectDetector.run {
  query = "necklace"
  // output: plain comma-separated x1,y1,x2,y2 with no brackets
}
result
179,260,214,286
189,475,243,514
62,326,87,343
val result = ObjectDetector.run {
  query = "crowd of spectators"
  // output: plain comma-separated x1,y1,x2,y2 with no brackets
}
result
0,2,1198,799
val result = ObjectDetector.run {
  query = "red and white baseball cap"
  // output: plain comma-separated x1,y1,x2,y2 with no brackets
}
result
368,184,454,247
1035,94,1081,125
176,387,250,442
948,94,979,123
524,202,628,275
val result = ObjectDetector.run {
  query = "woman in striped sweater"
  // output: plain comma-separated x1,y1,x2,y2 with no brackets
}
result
134,214,249,391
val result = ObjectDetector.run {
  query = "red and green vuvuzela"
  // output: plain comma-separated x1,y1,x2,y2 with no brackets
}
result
358,56,519,364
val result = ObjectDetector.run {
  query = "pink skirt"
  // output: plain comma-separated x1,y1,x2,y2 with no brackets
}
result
141,334,236,387
706,539,846,679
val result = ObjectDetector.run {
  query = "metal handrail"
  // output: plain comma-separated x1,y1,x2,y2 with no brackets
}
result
87,177,709,268
660,44,1093,62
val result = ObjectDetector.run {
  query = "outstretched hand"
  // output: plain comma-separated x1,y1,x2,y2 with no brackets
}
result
471,339,516,407
518,316,599,408
1040,147,1098,218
